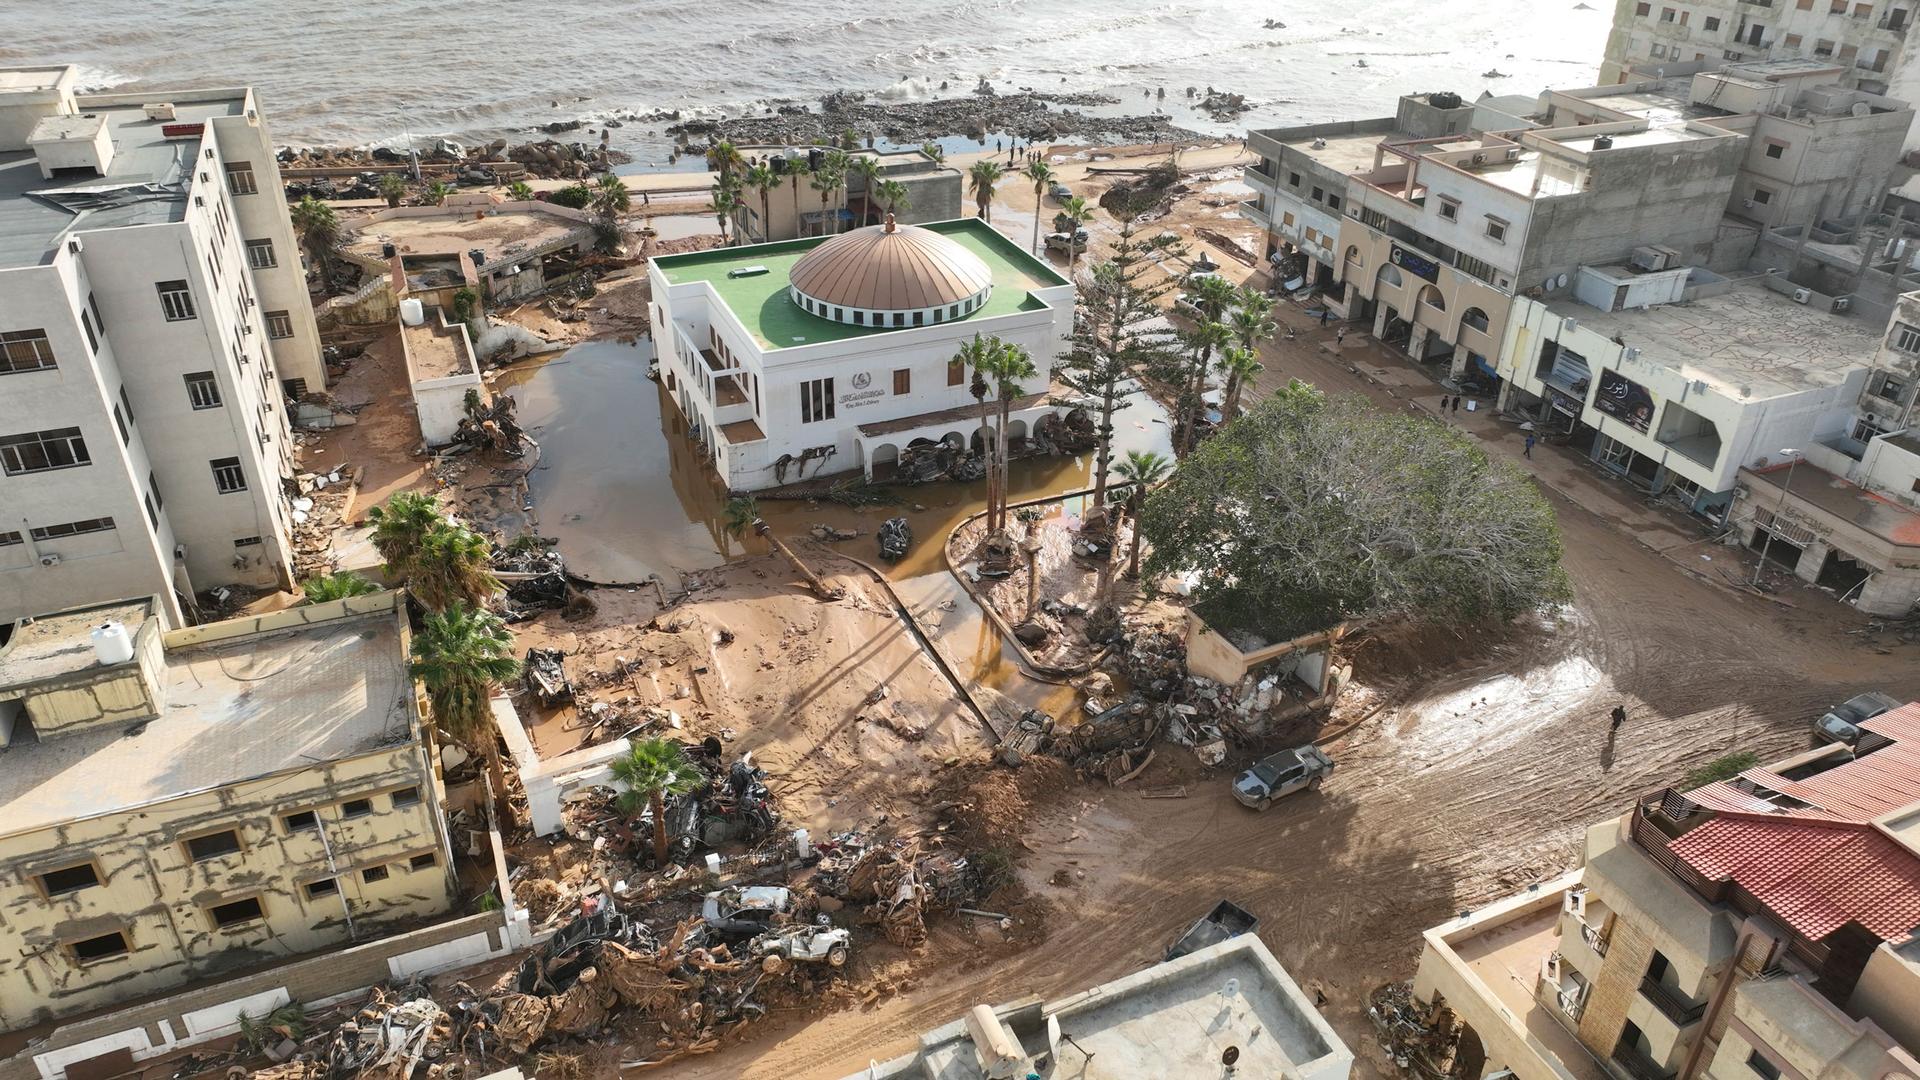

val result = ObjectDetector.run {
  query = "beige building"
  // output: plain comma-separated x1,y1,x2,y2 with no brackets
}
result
1412,706,1920,1080
0,590,458,1034
729,146,964,242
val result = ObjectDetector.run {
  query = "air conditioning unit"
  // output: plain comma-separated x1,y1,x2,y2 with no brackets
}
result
1562,317,1580,333
67,238,82,255
1624,346,1642,361
1564,887,1588,916
1471,152,1488,165
1631,245,1676,272
1792,288,1812,304
1541,953,1562,983
39,553,61,568
1831,295,1852,313
143,102,176,121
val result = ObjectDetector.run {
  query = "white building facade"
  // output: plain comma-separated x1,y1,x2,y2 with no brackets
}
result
0,67,322,627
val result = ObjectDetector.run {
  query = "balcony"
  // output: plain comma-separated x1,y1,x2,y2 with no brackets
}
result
1612,1041,1676,1080
1580,919,1610,958
1240,199,1274,230
1639,975,1706,1027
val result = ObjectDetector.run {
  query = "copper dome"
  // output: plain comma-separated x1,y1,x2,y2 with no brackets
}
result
788,220,993,322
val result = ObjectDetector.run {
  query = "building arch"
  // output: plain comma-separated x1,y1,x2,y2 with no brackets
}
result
1417,283,1446,312
1460,306,1491,334
1375,262,1405,294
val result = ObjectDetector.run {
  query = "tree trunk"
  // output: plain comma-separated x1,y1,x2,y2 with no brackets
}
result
1033,189,1043,253
975,390,997,530
650,789,669,867
1091,384,1118,516
760,191,771,243
758,522,837,600
483,738,512,829
995,392,1016,535
1223,371,1243,423
1126,489,1146,578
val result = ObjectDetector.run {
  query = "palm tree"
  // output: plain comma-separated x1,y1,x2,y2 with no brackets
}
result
711,178,741,245
705,139,744,181
423,181,454,207
969,160,1004,222
591,173,630,223
611,738,704,866
986,341,1038,537
1023,161,1054,253
378,174,407,209
1060,195,1094,270
823,149,853,231
410,602,520,820
919,141,946,167
1182,318,1232,454
955,334,1000,528
1113,450,1171,581
410,522,501,612
743,164,776,243
289,195,339,285
1218,345,1264,422
367,491,441,582
874,179,910,218
301,571,378,604
507,180,535,201
788,165,810,230
846,155,882,226
808,167,840,237
722,496,840,600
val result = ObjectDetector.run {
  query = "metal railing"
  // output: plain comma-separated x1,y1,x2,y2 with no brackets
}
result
1612,1042,1677,1080
1639,975,1707,1027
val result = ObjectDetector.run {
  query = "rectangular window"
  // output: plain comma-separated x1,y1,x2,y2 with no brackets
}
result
304,878,339,899
1651,43,1669,58
1752,187,1773,205
0,330,56,374
211,457,247,494
949,304,960,319
81,311,98,353
893,368,911,395
69,931,130,963
185,829,243,862
1438,197,1459,222
891,312,904,326
1747,1052,1782,1080
245,238,277,269
1660,7,1676,20
266,310,294,339
1704,15,1720,28
1310,185,1325,203
948,359,964,386
1,427,90,475
224,161,257,195
1784,32,1803,46
119,386,134,424
89,292,104,332
340,797,374,819
409,853,439,871
29,517,114,541
38,863,101,897
144,491,158,529
185,371,222,409
1892,322,1920,353
1635,0,1650,12
157,280,196,321
1287,170,1302,187
1326,193,1341,211
391,786,422,808
852,310,864,325
1815,37,1835,55
1485,217,1509,242
1765,141,1786,159
113,404,130,446
1680,9,1690,24
800,377,835,424
235,535,262,547
208,897,265,929
1282,210,1296,227
0,531,21,546
283,810,319,833
1838,43,1859,62
361,865,389,883
1869,370,1911,401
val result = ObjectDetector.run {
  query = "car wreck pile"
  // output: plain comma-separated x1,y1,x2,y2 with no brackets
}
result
888,407,1099,485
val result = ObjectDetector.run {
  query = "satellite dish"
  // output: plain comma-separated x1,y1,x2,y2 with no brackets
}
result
1555,273,1569,289
1223,1047,1242,1066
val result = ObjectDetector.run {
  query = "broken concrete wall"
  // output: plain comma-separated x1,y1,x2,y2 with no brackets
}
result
491,694,633,838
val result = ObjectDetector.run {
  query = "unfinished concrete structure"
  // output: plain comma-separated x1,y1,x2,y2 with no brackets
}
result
852,934,1353,1080
1412,705,1920,1080
729,146,964,242
0,590,459,1034
337,194,596,308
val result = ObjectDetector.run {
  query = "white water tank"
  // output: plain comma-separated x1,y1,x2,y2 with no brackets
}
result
400,297,426,326
91,621,134,666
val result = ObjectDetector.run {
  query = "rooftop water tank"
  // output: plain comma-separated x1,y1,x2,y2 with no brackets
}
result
400,297,426,326
91,621,134,666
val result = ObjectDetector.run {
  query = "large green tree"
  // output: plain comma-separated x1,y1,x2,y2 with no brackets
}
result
289,195,339,285
1023,160,1054,254
410,602,521,819
969,160,1004,222
1140,383,1570,639
612,738,704,866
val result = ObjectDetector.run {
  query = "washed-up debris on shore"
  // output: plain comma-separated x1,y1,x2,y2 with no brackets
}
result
668,90,1198,150
277,137,632,185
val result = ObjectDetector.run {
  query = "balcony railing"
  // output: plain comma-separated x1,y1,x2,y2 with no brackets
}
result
1581,920,1611,957
1639,975,1707,1027
1612,1042,1677,1080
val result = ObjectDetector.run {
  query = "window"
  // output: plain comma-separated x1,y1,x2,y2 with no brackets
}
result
157,280,196,321
144,491,158,529
0,532,20,547
1765,141,1785,159
1784,32,1803,46
149,471,162,514
245,238,277,269
1752,186,1773,205
1310,185,1325,203
340,797,374,819
1,427,90,474
89,292,105,332
113,404,130,446
224,160,257,195
1438,197,1460,222
29,517,114,541
283,810,319,833
391,786,422,808
1485,216,1509,242
207,897,265,930
304,878,339,899
409,853,439,871
852,310,864,325
1869,370,1911,402
1798,0,1813,7
361,865,389,883
800,377,834,423
1747,1052,1782,1080
891,312,904,326
184,371,222,409
1815,37,1835,55
1287,170,1302,187
69,931,130,963
211,457,247,494
0,330,56,374
948,358,965,386
38,863,101,897
234,535,262,547
1651,43,1669,58
266,310,294,339
1680,9,1690,23
1857,0,1875,12
282,378,308,401
892,368,911,395
1838,43,1859,62
1723,49,1745,59
1660,6,1676,20
1704,15,1720,28
80,311,98,353
1282,210,1296,227
1892,322,1920,353
185,829,243,862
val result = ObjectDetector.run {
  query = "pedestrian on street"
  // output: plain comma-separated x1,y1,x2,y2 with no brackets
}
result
1524,433,1536,458
1610,704,1627,732
1319,309,1331,327
1335,327,1346,346
1440,395,1452,412
1451,396,1462,415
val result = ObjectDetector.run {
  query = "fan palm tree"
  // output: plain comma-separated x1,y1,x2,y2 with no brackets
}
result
743,164,776,243
410,602,520,820
823,149,853,231
808,167,840,237
846,155,882,226
301,570,379,604
874,179,910,218
788,164,811,229
378,173,407,208
711,178,741,245
1060,195,1094,270
367,491,441,582
423,181,454,207
611,738,705,866
955,334,1000,529
1113,450,1171,580
410,522,501,613
919,142,946,167
1181,318,1233,454
1217,346,1264,422
591,173,630,223
987,342,1038,537
507,180,535,201
289,195,339,285
1023,161,1054,253
705,139,744,181
722,496,839,600
968,160,1004,222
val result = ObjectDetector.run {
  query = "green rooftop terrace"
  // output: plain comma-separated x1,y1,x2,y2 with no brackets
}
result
652,218,1069,351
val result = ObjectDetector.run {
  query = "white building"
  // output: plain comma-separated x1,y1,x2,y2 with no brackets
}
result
648,217,1074,491
0,66,323,627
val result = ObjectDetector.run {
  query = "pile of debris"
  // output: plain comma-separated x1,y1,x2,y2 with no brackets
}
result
1030,408,1098,456
877,517,912,561
452,390,530,458
816,837,978,950
554,742,782,872
893,440,987,484
495,539,583,622
276,138,631,183
1368,981,1460,1080
285,465,356,582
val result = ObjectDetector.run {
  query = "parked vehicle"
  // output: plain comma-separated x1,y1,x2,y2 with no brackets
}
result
1813,691,1903,745
1044,229,1090,252
754,920,851,967
1166,900,1259,961
1231,746,1333,809
1047,180,1072,201
701,885,790,936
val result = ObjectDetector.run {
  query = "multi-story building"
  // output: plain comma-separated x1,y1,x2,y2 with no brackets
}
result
1412,705,1920,1080
0,590,458,1033
648,216,1073,491
1600,0,1920,148
0,65,324,627
729,146,963,243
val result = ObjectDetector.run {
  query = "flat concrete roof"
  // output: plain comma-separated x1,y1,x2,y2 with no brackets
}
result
0,94,245,268
1282,129,1390,175
342,206,592,265
1743,460,1920,547
30,113,106,142
1578,81,1734,126
404,317,476,379
653,218,1062,351
0,598,155,693
0,67,73,95
0,605,414,837
1548,281,1879,400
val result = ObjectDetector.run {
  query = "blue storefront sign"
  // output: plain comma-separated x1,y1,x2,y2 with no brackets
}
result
1389,243,1441,282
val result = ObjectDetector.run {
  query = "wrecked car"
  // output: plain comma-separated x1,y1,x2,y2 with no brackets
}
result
753,920,850,967
702,885,791,936
1231,745,1333,810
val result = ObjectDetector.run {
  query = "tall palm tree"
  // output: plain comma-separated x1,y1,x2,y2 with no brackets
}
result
723,496,840,600
955,334,1000,531
846,155,882,226
808,167,840,237
1217,346,1263,423
1113,450,1171,581
919,141,946,167
823,149,853,231
1023,161,1054,253
711,178,741,245
302,571,378,605
788,165,811,231
611,738,704,867
987,342,1038,537
411,521,501,612
367,491,441,583
1060,195,1094,270
1182,319,1232,454
591,173,630,223
743,164,776,243
705,139,744,181
289,195,339,285
874,179,910,218
409,602,521,820
968,160,1004,222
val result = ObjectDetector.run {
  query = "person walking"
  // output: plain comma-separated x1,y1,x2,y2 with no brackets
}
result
1451,396,1461,415
1524,433,1536,459
1335,326,1346,347
1609,704,1627,732
1440,395,1452,413
1319,309,1331,327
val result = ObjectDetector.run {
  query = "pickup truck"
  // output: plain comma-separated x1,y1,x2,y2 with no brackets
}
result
1231,746,1333,810
1044,229,1089,253
753,921,851,967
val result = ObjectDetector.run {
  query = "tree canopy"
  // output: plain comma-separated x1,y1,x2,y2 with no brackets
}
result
1140,382,1570,639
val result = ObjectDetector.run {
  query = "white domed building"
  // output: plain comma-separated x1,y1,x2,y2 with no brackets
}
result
648,217,1075,492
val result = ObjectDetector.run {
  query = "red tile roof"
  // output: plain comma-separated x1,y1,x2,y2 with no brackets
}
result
1686,704,1920,822
1666,814,1920,942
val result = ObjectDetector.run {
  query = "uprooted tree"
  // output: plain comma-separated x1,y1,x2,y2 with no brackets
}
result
1140,382,1571,639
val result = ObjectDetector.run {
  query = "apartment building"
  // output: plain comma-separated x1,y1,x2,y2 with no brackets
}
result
1412,706,1920,1080
1601,0,1920,148
0,591,458,1034
0,64,324,628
